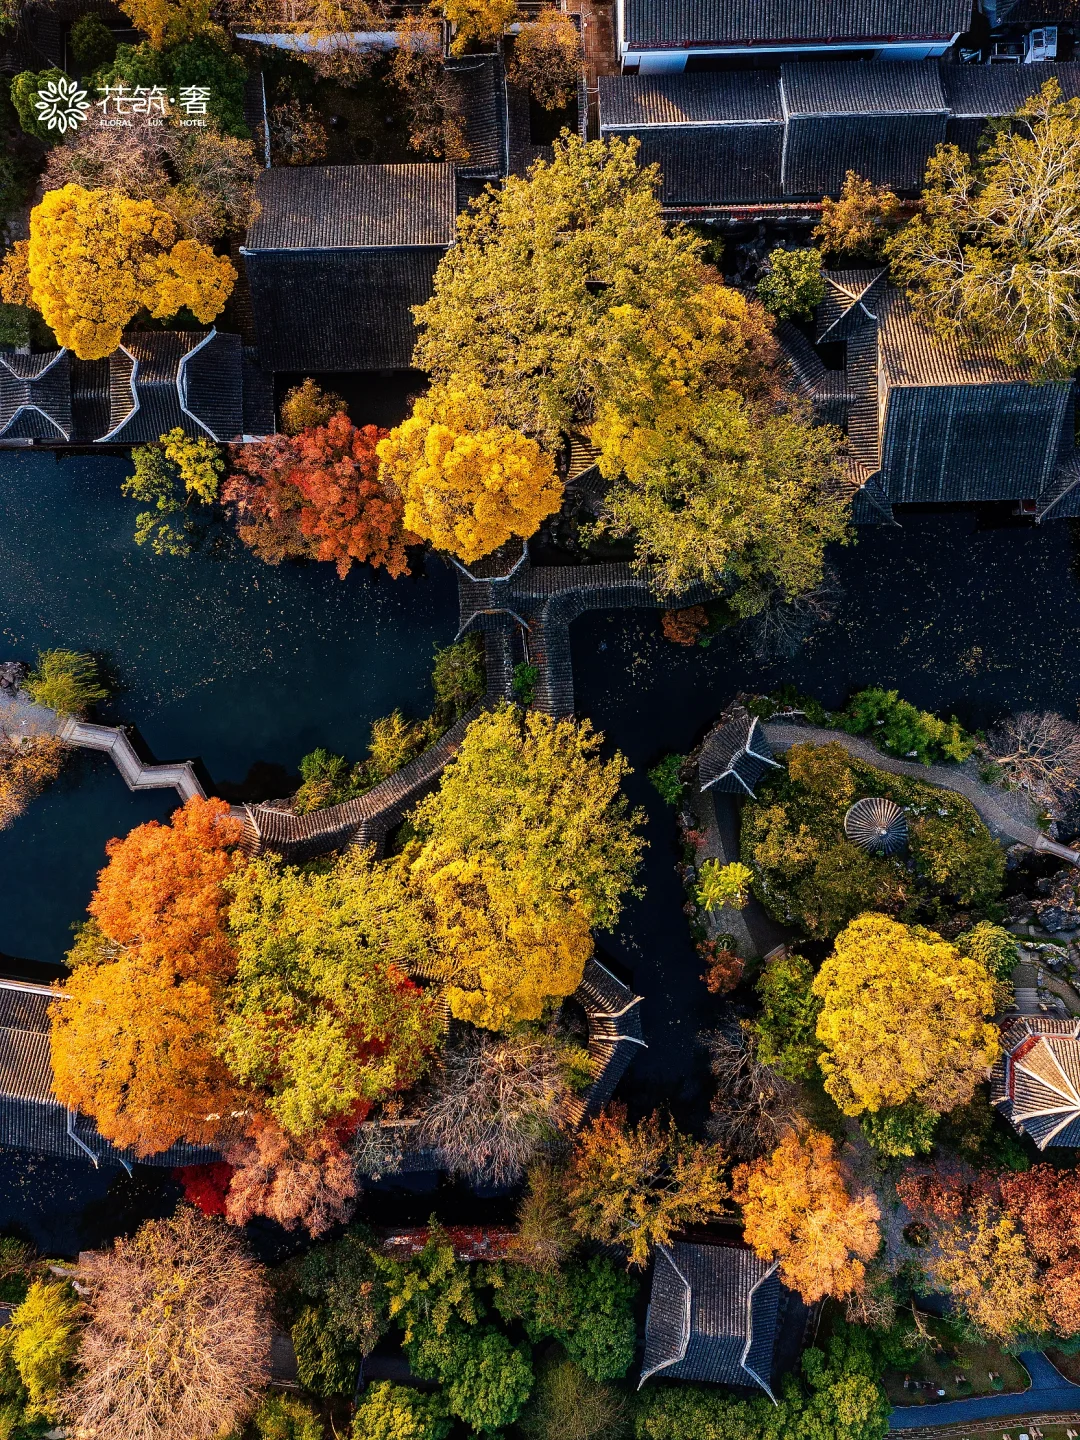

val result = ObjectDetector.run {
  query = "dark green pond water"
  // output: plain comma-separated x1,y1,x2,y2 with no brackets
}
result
0,450,460,968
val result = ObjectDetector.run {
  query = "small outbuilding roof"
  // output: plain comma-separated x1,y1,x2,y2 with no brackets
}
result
992,1017,1080,1149
699,714,781,798
244,164,457,251
640,1241,780,1395
621,0,972,49
99,330,244,444
0,350,71,442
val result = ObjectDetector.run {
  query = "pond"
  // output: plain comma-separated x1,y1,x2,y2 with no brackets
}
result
574,507,1080,1127
5,461,1080,1249
0,449,460,967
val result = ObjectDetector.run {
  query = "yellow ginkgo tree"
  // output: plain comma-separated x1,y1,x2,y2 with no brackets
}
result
377,381,563,564
0,185,235,360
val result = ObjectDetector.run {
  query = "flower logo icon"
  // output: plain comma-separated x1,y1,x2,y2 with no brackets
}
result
34,77,91,134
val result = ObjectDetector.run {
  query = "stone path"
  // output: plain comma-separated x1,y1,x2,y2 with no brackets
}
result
457,555,709,717
0,691,205,802
764,720,1080,868
890,1350,1080,1431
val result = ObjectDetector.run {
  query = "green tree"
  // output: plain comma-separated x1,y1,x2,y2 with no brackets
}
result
253,1392,324,1440
839,688,975,765
491,1256,637,1381
593,390,849,607
352,1381,451,1440
520,1355,628,1440
223,853,441,1136
752,951,822,1080
92,39,249,137
755,248,825,321
859,1102,938,1158
10,69,69,143
647,754,685,805
23,648,107,715
696,860,752,912
294,1226,388,1360
292,1304,358,1399
431,634,485,720
886,79,1080,375
378,1226,482,1349
413,1324,533,1435
70,14,117,67
124,443,190,556
956,919,1019,982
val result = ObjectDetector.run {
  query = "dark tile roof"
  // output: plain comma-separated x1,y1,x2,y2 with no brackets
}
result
242,347,275,437
785,112,946,195
816,270,889,344
445,54,507,176
782,61,948,118
244,247,441,372
599,71,782,127
776,321,855,428
823,280,1075,508
101,331,244,444
631,126,783,206
782,66,947,196
244,165,457,251
622,0,972,49
992,1017,1080,1148
940,60,1080,117
640,1242,780,1395
699,715,780,797
0,350,71,441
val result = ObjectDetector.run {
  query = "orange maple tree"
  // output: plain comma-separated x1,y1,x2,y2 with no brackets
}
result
49,796,245,1156
88,794,243,981
225,416,414,578
733,1129,880,1302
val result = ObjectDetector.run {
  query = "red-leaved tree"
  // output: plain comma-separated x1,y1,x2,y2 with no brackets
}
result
174,1162,234,1217
1001,1165,1080,1335
225,416,414,578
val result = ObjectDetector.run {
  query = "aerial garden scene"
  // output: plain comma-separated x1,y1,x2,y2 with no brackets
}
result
7,0,1080,1438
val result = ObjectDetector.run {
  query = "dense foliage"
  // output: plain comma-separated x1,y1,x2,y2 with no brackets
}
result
813,912,1000,1118
0,184,234,358
887,79,1080,374
566,1106,729,1267
377,380,563,563
741,742,1005,939
409,706,644,1027
22,648,107,716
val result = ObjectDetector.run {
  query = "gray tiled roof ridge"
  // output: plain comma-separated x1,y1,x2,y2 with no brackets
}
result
243,163,458,252
622,0,973,48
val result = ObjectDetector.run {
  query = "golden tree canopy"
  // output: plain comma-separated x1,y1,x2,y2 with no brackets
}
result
49,951,240,1156
928,1196,1047,1342
413,135,777,447
813,912,1000,1117
409,706,645,1028
733,1129,880,1302
0,185,235,359
565,1106,730,1268
377,381,563,563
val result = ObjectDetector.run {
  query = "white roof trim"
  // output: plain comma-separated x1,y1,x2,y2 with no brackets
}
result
95,345,139,443
176,328,220,442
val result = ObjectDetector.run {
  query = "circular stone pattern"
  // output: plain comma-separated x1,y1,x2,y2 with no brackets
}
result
843,796,909,856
